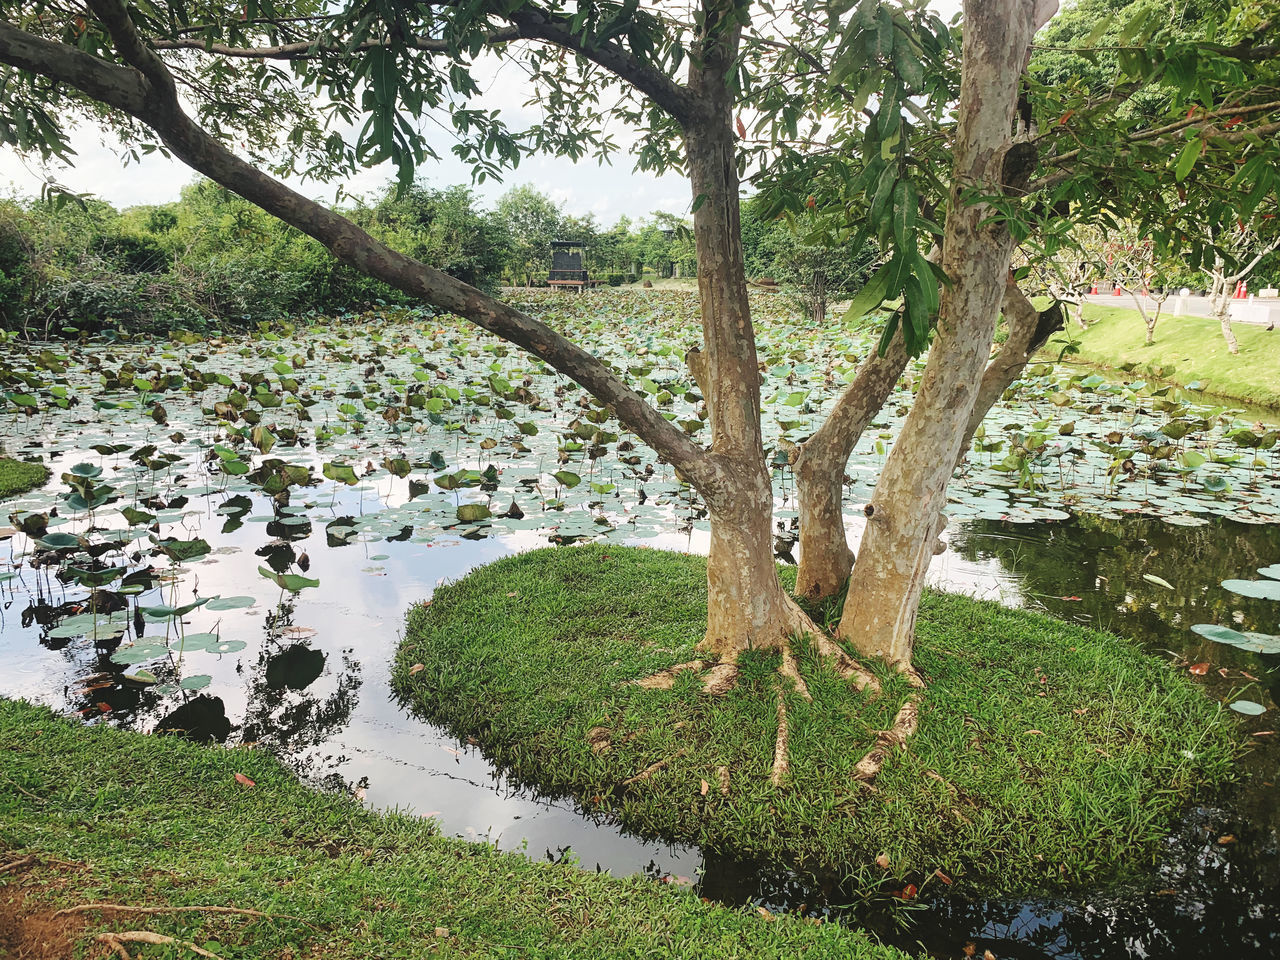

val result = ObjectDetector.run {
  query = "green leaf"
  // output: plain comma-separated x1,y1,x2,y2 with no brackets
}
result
553,470,581,488
258,566,320,592
1174,138,1201,182
323,462,359,485
456,503,492,523
841,260,894,323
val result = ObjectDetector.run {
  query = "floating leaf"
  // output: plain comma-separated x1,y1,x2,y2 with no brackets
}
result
205,596,257,610
1221,579,1280,601
258,566,320,592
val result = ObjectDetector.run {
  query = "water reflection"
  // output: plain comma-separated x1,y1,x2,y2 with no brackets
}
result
3,462,1278,958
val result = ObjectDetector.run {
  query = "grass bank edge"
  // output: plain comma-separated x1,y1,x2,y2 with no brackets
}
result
394,545,1242,896
1043,304,1280,409
0,697,906,960
0,457,49,500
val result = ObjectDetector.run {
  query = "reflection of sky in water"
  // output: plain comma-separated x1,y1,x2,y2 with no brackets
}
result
4,431,1280,956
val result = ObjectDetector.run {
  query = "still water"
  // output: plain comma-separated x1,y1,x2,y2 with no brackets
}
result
3,457,1276,958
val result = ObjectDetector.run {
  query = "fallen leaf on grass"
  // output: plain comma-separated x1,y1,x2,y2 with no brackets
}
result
1188,662,1210,676
1024,729,1044,736
875,853,890,870
234,773,255,788
933,868,953,885
700,779,709,796
409,663,425,675
434,927,450,938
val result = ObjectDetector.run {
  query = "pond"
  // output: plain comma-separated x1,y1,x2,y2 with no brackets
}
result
1,291,1277,958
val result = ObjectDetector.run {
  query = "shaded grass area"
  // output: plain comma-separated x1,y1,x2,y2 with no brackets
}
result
0,457,48,500
394,545,1240,895
1049,304,1280,408
0,699,906,959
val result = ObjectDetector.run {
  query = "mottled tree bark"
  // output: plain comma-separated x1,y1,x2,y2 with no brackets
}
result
792,329,909,600
685,0,820,655
837,0,1058,667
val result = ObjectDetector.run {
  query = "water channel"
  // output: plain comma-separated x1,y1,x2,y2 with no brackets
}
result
1,319,1277,958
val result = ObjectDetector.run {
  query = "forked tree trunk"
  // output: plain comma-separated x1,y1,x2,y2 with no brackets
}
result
684,1,820,656
793,328,909,600
836,0,1055,668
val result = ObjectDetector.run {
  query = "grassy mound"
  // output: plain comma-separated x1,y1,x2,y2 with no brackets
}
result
1053,304,1280,408
394,545,1239,894
0,457,48,500
0,699,905,959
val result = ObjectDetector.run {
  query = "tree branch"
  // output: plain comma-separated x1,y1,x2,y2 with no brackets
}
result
148,7,697,125
956,276,1063,464
0,9,719,494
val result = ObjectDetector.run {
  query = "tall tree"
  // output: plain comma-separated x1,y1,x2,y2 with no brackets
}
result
2,0,1275,781
495,185,563,286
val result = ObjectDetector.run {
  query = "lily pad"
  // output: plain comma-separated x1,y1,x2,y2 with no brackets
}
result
1221,579,1280,601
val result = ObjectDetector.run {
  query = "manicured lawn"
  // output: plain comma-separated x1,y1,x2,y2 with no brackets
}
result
0,698,906,959
395,545,1240,895
1048,304,1280,408
0,457,48,500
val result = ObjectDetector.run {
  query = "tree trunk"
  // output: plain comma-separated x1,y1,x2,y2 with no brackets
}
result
837,0,1053,668
684,0,819,655
793,328,909,600
957,280,1064,465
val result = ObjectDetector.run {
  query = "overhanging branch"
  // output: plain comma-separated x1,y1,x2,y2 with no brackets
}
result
0,7,719,494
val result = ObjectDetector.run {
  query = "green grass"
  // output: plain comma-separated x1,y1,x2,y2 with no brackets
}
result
0,698,907,959
1048,304,1280,408
394,545,1240,896
0,457,48,500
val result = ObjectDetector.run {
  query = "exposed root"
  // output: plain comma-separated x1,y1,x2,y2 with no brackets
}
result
95,931,226,960
778,645,812,701
812,634,881,693
770,685,789,787
55,903,293,922
586,726,612,754
853,694,922,782
634,660,708,690
623,749,688,787
0,855,34,875
701,662,738,695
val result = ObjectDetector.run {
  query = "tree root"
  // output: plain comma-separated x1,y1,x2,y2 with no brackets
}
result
634,660,708,690
770,685,789,787
853,673,925,782
623,749,688,786
632,659,739,695
95,931,226,960
0,855,35,875
700,662,738,695
778,646,811,701
56,903,292,921
811,634,881,693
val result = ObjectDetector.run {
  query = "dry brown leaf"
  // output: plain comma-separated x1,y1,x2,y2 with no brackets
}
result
699,779,709,796
874,853,890,870
233,773,255,788
409,663,425,675
1188,662,1210,676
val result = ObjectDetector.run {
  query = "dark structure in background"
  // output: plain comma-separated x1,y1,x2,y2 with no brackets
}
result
548,240,594,290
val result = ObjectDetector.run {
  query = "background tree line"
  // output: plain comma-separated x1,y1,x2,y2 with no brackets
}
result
0,178,872,334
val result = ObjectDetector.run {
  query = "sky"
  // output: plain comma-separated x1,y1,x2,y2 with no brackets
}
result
0,2,966,223
0,40,694,224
